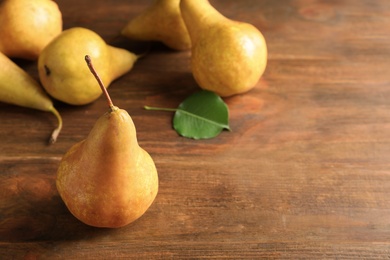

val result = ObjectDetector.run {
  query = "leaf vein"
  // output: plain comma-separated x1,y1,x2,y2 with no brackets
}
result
177,109,229,129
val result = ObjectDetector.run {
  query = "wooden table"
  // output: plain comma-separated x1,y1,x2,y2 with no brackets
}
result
1,0,390,258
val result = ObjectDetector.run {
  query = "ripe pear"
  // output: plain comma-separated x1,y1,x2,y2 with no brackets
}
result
180,0,268,97
38,27,139,106
0,0,62,60
121,0,191,51
56,55,158,228
0,52,62,143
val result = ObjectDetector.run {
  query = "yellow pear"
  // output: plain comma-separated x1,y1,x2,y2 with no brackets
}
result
180,0,268,97
0,0,62,60
56,55,158,228
38,27,139,106
121,0,191,51
0,52,62,143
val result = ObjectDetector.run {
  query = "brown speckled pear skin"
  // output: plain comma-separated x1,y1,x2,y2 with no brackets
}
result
56,107,158,228
180,0,267,97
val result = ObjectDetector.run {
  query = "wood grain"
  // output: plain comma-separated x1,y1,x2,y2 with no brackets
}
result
1,0,390,258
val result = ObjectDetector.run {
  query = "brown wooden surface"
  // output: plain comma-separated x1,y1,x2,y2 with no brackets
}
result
1,0,390,258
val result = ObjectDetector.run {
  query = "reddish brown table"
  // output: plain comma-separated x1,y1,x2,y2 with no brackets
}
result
1,0,390,258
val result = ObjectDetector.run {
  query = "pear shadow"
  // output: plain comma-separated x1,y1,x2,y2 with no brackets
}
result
107,34,150,54
0,165,116,242
107,33,190,57
140,72,200,107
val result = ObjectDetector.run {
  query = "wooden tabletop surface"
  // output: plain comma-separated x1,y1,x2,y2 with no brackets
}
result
1,0,390,258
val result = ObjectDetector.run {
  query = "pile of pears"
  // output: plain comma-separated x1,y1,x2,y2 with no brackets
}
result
0,0,63,143
0,0,140,143
122,0,268,97
0,0,267,228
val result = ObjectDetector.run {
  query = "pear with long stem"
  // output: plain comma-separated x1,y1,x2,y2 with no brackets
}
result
0,52,62,143
56,55,158,228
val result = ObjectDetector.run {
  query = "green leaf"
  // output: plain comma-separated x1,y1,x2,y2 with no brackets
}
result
145,90,230,139
173,90,230,139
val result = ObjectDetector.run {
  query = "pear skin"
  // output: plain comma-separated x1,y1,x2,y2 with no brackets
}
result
38,27,139,106
121,0,191,51
56,107,158,228
56,56,158,228
180,0,268,97
0,0,62,60
0,52,62,143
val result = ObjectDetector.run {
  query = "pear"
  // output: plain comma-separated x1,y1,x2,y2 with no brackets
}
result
0,0,62,60
0,52,62,143
38,27,139,106
56,55,158,228
180,0,268,97
121,0,191,51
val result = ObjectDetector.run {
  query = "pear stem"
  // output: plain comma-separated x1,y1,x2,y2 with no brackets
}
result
85,55,115,111
144,106,177,112
48,107,63,144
